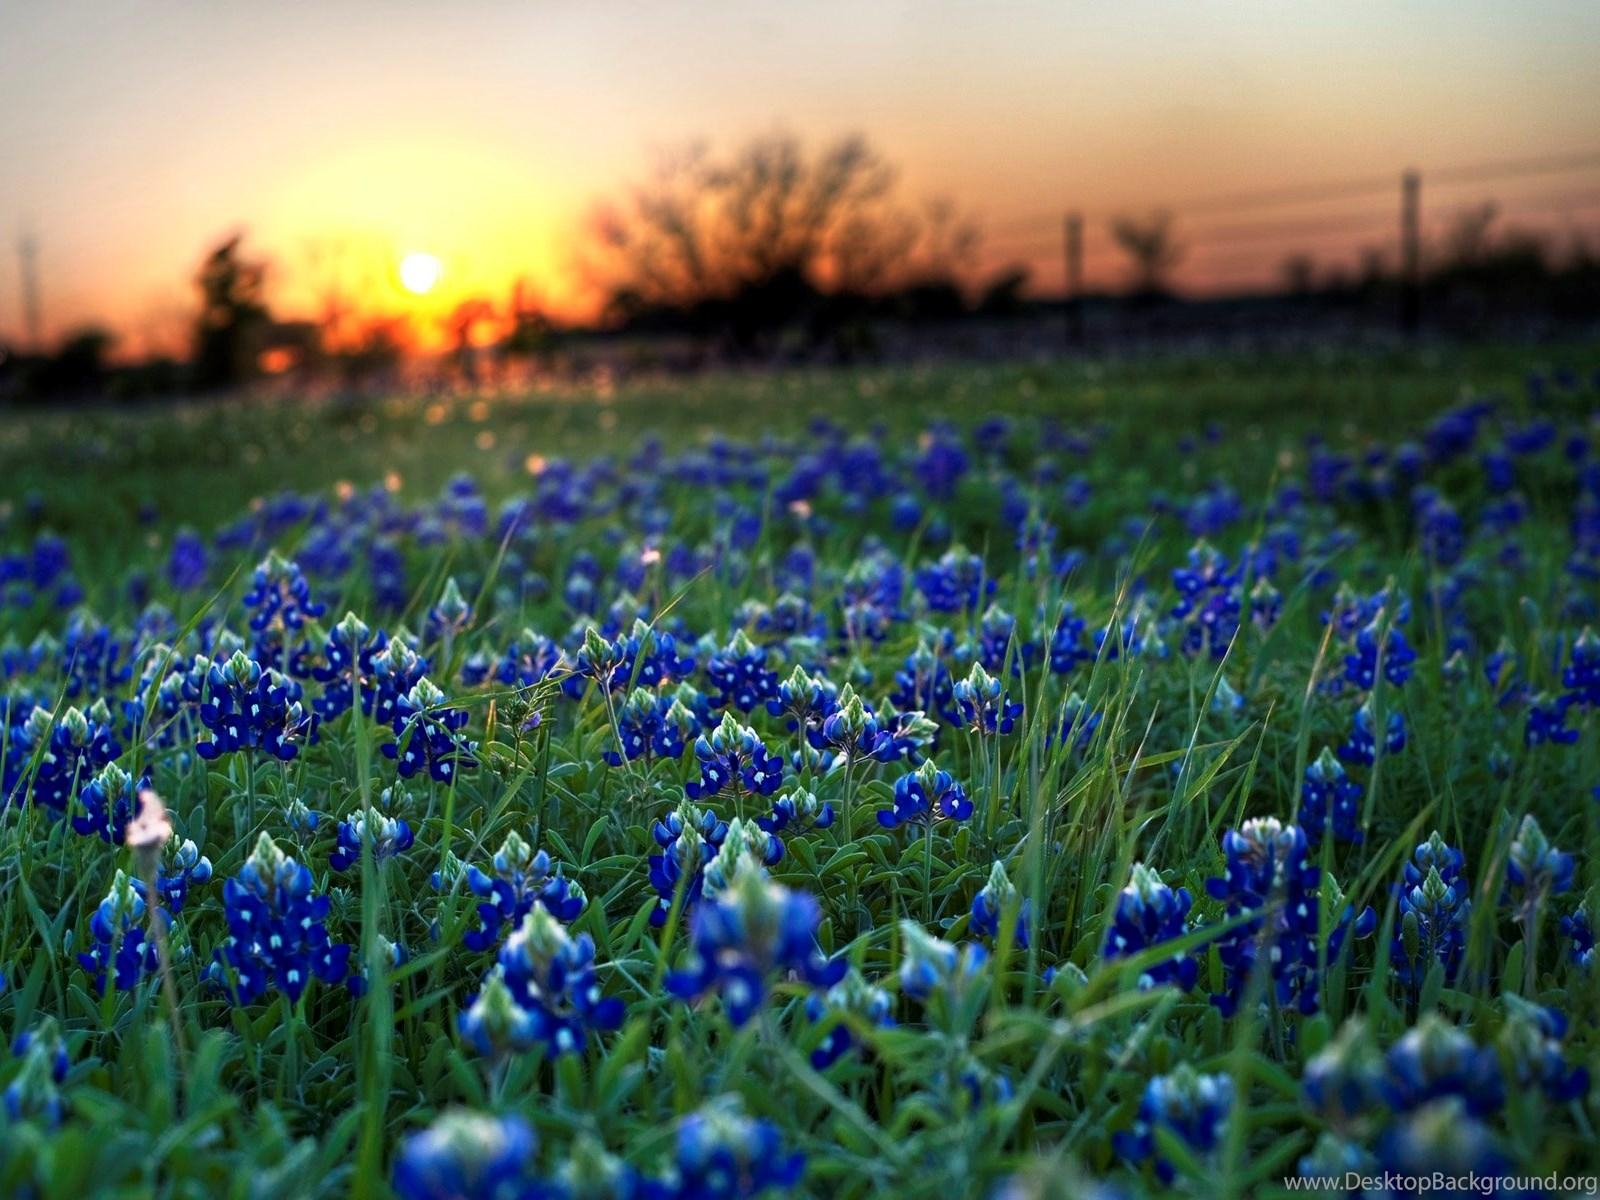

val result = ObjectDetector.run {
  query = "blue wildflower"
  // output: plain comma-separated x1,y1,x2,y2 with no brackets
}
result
243,551,325,634
196,650,317,762
1380,1016,1503,1117
804,969,894,1070
461,831,586,952
5,1020,70,1127
1337,698,1404,766
970,860,1030,948
879,760,972,830
671,1095,805,1199
209,833,351,1005
383,677,478,783
460,905,623,1058
684,712,784,801
667,826,844,1025
952,662,1023,735
328,804,415,871
1112,1065,1234,1184
392,1110,540,1200
1299,747,1363,846
77,870,161,994
1103,862,1197,991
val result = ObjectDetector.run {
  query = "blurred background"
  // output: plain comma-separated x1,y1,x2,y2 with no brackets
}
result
2,0,1598,400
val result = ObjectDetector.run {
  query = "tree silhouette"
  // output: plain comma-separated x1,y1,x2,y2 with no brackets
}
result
193,235,271,391
585,133,981,353
1109,210,1183,299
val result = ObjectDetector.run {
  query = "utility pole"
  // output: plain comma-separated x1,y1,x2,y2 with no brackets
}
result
1399,170,1420,336
17,233,43,353
1064,211,1084,346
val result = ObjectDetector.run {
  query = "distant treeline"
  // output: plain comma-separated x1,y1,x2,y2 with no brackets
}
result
4,138,1598,403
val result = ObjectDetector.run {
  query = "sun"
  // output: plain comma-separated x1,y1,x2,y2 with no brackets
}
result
399,252,443,295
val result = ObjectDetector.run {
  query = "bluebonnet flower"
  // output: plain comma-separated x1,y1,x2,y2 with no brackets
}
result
1496,995,1590,1102
1343,616,1416,690
1170,541,1242,659
1047,604,1092,674
383,677,478,783
5,1020,70,1127
16,702,122,814
890,637,957,724
871,706,938,764
914,426,970,499
57,610,134,699
811,684,891,761
1102,863,1197,990
1299,747,1363,846
976,604,1036,673
804,969,894,1069
766,663,837,732
196,650,317,761
898,920,987,1015
1205,818,1333,1016
1249,576,1282,631
425,576,473,642
1380,1016,1503,1117
605,687,695,766
310,611,387,721
1210,674,1245,715
71,761,148,843
1112,1065,1234,1184
879,760,972,830
647,801,729,927
564,620,694,699
916,545,991,613
461,831,586,952
243,551,326,634
1562,626,1600,705
1504,813,1575,915
328,804,415,871
209,833,351,1005
392,1110,541,1200
1303,1018,1384,1130
282,796,320,840
1416,495,1465,566
1524,692,1579,747
460,904,623,1058
365,635,431,727
166,529,209,592
157,837,213,914
1337,698,1404,766
670,1095,805,1199
667,829,844,1025
970,860,1030,948
77,870,161,994
756,787,834,859
1372,1100,1518,1198
952,662,1023,735
705,630,779,713
1393,833,1471,989
1560,903,1593,969
684,712,784,801
490,627,564,688
1049,691,1102,756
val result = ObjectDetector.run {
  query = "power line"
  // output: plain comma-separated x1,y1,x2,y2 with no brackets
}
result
984,147,1600,234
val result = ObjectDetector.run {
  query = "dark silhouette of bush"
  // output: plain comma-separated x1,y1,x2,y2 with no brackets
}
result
192,235,272,391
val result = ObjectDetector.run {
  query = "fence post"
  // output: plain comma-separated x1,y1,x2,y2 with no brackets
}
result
1064,212,1084,345
1400,170,1421,335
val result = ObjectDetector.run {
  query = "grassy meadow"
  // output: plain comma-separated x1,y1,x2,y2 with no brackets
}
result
1,345,1597,1199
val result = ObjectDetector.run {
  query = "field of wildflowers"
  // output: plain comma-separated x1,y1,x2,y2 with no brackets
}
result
1,350,1597,1199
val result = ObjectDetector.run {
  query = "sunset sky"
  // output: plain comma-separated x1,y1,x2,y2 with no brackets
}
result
2,1,1597,356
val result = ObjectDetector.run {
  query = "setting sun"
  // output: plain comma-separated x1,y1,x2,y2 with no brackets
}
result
399,251,442,295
